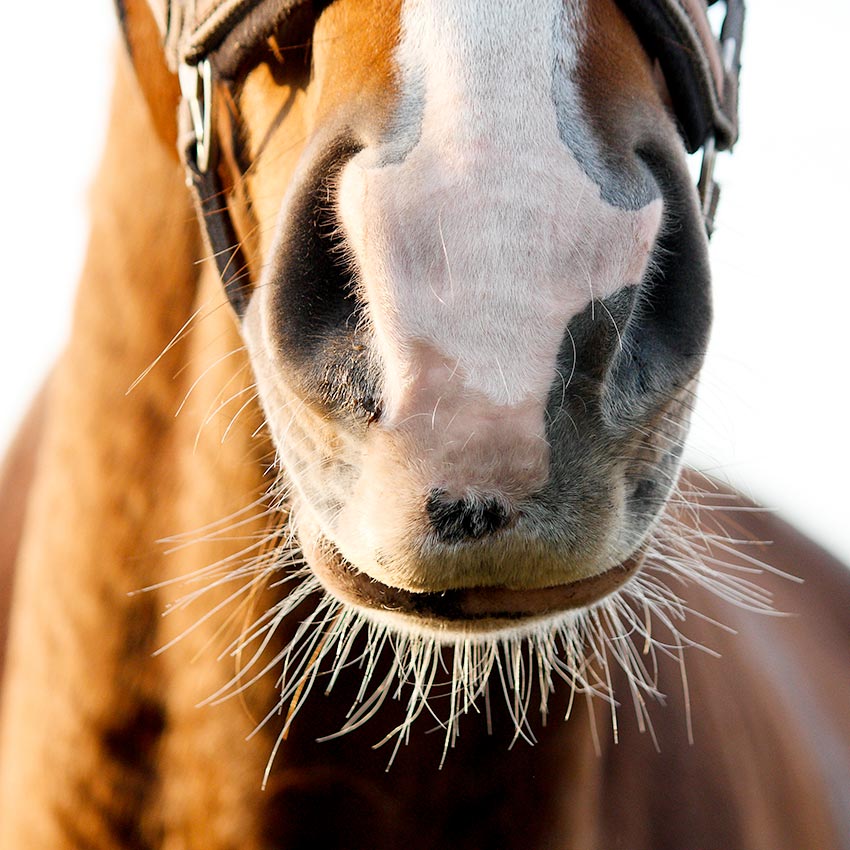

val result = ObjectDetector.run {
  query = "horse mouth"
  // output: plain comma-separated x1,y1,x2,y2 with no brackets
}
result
302,534,646,631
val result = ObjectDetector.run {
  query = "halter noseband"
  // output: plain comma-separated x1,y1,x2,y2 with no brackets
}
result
125,0,745,316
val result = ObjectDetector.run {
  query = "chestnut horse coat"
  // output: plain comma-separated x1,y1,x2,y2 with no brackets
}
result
1,1,849,848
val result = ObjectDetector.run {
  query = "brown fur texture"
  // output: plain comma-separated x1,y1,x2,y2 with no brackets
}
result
0,3,849,848
0,380,48,684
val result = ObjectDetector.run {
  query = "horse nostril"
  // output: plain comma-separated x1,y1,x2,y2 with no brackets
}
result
425,491,513,544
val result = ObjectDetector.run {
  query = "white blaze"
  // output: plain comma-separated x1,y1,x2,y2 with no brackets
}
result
337,0,662,430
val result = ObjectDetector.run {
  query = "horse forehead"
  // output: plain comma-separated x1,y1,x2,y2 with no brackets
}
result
333,0,662,408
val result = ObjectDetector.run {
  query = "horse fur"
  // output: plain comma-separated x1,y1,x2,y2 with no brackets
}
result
0,3,849,848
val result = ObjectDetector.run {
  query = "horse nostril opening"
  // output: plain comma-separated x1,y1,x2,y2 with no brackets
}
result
425,491,513,544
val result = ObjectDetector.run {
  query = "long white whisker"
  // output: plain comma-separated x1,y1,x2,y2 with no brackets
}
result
150,467,785,773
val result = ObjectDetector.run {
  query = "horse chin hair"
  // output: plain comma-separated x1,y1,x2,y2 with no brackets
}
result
157,474,782,784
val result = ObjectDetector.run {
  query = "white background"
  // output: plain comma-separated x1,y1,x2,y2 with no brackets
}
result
1,1,848,560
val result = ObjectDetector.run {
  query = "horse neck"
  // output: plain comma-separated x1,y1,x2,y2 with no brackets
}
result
0,49,262,846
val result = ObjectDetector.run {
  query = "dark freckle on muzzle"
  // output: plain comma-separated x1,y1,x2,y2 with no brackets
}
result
426,490,514,544
632,478,657,501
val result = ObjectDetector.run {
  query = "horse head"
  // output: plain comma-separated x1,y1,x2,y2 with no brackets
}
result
119,0,742,739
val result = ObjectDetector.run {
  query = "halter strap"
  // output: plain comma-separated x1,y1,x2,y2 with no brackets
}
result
617,0,743,153
177,59,251,316
132,0,745,314
152,0,743,150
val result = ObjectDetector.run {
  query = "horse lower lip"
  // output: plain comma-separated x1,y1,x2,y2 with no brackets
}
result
447,556,644,618
305,537,645,623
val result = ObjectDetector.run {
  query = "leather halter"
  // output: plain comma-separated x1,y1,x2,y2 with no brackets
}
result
124,0,745,317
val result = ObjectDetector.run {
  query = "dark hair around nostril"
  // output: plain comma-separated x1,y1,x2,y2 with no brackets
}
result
425,490,513,544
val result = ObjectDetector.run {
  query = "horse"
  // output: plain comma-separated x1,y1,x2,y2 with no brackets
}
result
1,0,848,847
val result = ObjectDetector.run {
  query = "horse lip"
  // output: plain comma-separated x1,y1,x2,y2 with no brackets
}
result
305,537,645,625
442,557,644,619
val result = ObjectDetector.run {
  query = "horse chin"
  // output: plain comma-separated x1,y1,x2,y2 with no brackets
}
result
297,521,646,639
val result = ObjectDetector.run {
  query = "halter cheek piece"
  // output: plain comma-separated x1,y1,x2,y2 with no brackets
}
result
121,0,745,317
177,57,254,316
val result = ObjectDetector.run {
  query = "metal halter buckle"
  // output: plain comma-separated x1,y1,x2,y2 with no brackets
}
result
176,57,250,316
698,11,743,237
178,58,213,175
698,136,719,236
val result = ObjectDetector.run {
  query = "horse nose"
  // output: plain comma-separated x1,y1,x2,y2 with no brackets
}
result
425,490,514,544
